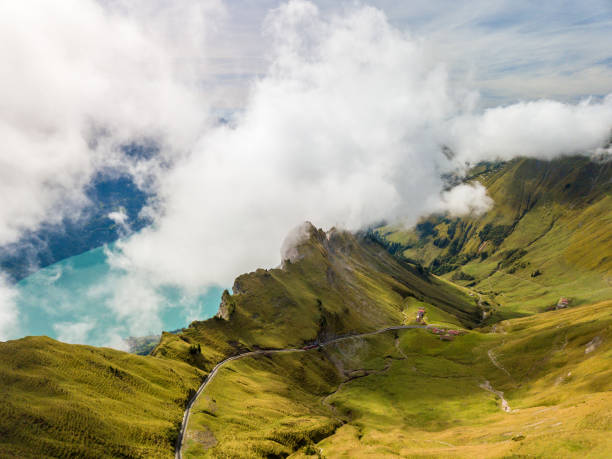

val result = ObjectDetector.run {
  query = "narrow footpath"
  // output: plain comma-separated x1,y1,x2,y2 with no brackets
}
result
175,324,434,458
479,380,513,413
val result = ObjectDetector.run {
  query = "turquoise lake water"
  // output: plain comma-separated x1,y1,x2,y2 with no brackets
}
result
15,245,224,348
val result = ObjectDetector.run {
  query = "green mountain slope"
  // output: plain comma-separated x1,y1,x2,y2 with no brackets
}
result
375,156,612,318
0,337,204,458
1,158,610,458
184,299,612,458
153,224,480,371
0,224,478,458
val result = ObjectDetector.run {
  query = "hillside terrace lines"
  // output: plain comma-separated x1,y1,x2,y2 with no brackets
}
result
175,324,446,458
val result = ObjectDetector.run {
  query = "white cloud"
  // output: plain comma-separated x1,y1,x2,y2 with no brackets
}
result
0,0,221,246
54,320,95,345
447,96,612,163
108,210,128,226
102,330,130,352
113,1,455,288
53,319,129,350
108,208,131,237
280,222,314,264
87,249,164,337
111,1,612,295
103,274,164,335
0,275,18,341
167,0,612,108
436,183,493,217
341,0,612,104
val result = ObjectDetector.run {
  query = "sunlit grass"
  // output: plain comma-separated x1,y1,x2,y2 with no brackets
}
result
0,336,204,458
184,301,612,458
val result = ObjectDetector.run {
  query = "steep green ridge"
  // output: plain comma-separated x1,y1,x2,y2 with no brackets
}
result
375,156,612,318
0,224,478,458
0,336,204,458
153,224,480,371
184,299,612,458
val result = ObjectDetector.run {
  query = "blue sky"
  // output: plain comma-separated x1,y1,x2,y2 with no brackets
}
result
209,0,612,108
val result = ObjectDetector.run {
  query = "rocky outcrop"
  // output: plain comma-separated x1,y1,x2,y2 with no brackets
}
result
280,221,318,268
216,289,235,321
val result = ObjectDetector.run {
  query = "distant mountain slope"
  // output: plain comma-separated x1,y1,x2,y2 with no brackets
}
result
374,156,612,318
153,223,480,371
0,336,203,458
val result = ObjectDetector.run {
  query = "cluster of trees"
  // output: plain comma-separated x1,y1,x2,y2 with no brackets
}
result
369,217,520,278
188,344,201,355
364,228,412,255
478,223,513,246
364,229,429,276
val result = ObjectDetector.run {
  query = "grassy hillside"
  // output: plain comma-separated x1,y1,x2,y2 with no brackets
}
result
375,156,612,318
184,300,612,458
0,336,204,458
0,224,479,458
2,157,610,458
153,224,480,371
184,350,343,458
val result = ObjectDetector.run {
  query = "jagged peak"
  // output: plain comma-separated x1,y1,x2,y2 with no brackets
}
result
216,289,234,320
280,221,324,267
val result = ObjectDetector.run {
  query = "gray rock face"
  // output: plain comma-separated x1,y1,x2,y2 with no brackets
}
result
216,289,234,320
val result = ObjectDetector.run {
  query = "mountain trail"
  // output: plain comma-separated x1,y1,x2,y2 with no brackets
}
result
479,380,514,413
395,336,409,359
487,348,513,380
175,324,432,458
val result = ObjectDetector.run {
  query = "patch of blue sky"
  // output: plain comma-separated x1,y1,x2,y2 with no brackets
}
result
195,0,611,107
474,11,531,31
595,56,612,67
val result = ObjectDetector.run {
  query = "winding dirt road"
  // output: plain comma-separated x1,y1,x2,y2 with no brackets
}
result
175,324,435,458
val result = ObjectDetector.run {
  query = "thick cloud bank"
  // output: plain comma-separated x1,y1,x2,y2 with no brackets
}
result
449,98,612,162
115,1,612,291
1,0,611,344
436,183,493,217
0,0,219,246
0,0,222,341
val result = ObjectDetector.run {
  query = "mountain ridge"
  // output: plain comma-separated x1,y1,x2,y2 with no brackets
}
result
374,155,612,318
153,223,480,372
1,156,611,458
